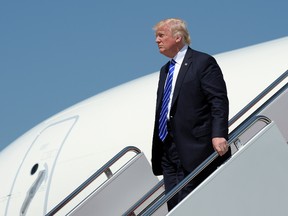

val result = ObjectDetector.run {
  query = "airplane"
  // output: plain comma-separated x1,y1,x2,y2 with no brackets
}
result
0,36,287,216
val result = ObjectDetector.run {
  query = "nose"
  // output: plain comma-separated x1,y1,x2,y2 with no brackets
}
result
155,36,160,44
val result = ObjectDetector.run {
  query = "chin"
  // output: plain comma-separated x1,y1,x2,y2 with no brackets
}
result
159,49,166,55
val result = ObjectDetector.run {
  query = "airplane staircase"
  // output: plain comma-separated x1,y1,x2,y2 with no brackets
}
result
45,146,167,215
46,70,287,216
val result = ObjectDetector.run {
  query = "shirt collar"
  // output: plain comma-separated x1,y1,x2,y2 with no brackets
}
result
172,45,188,65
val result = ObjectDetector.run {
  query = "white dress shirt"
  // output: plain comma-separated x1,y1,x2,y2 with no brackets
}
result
167,45,188,118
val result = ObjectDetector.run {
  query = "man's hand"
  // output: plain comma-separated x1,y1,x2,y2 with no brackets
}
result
212,137,229,156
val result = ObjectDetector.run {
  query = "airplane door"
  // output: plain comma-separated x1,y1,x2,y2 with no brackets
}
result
5,116,78,216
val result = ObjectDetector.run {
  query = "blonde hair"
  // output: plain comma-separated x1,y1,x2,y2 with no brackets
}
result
153,18,191,45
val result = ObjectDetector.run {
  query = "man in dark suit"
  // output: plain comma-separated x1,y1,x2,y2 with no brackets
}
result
151,18,231,211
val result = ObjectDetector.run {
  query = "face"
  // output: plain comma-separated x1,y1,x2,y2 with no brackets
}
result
155,24,182,58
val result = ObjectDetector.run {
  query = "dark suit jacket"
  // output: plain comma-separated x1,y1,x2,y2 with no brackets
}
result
152,47,230,176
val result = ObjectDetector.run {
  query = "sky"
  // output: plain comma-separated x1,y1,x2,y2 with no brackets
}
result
0,0,287,151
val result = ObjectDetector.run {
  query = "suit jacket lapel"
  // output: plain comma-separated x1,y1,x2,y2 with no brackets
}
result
171,47,193,107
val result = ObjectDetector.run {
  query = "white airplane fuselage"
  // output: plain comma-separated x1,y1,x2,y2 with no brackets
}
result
0,37,288,215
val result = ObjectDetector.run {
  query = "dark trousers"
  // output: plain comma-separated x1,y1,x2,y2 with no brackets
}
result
161,141,190,211
161,134,226,211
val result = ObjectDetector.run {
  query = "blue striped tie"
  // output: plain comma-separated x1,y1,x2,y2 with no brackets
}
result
159,59,176,141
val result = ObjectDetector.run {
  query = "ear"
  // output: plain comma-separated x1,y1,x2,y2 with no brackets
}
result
175,35,182,43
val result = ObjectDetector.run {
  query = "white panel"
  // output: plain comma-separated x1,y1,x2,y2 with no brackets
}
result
67,153,168,216
169,123,288,216
261,89,288,142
